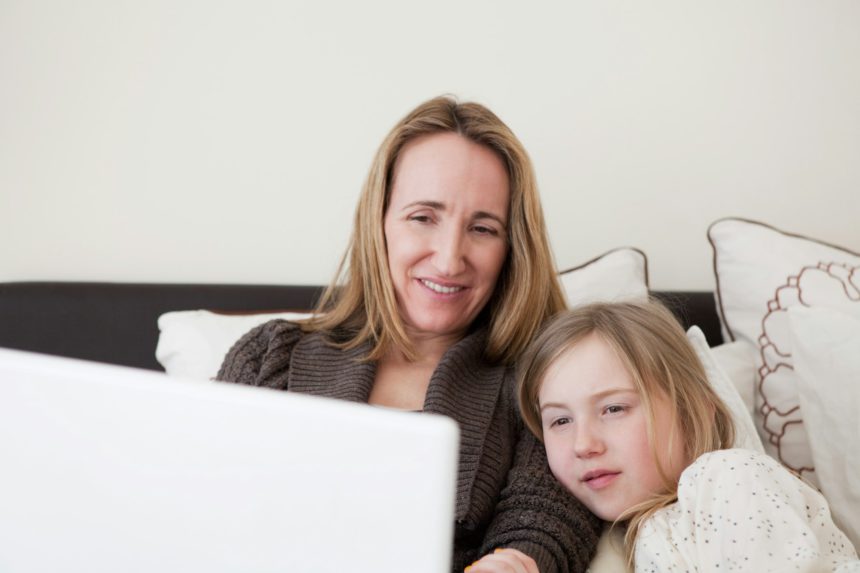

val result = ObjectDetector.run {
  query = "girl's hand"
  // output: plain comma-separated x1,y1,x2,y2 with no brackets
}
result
465,548,539,573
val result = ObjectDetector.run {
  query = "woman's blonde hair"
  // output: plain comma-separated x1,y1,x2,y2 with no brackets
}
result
517,300,735,565
306,95,565,364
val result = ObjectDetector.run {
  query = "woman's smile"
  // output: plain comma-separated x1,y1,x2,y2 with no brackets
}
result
417,277,466,295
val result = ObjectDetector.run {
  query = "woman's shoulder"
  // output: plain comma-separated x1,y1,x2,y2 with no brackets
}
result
237,317,307,350
216,319,307,387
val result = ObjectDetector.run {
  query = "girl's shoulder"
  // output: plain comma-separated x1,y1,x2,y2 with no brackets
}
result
670,447,828,527
687,448,785,469
674,448,830,525
640,453,859,571
679,447,786,487
689,446,777,466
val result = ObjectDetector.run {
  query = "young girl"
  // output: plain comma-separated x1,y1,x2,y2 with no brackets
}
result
468,300,859,572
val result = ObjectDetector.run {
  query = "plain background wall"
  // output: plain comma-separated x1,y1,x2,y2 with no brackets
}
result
2,0,858,290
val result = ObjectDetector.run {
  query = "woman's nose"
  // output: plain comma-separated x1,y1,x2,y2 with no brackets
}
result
432,226,467,277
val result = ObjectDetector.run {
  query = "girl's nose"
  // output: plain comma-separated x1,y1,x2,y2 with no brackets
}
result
573,421,605,459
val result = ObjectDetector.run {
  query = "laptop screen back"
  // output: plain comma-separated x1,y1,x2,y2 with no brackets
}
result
0,348,459,573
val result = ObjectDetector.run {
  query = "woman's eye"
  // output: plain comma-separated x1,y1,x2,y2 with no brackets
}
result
604,405,627,415
549,416,572,428
471,224,499,236
408,214,433,223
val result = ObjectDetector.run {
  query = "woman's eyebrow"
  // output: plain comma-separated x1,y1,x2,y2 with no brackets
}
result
402,200,444,210
473,211,507,227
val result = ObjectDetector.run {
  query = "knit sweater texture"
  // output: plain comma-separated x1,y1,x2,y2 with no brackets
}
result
217,320,601,573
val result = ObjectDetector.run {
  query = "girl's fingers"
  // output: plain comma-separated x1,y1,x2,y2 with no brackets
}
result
465,548,538,573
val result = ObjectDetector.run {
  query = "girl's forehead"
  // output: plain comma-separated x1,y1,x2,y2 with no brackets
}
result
539,334,638,401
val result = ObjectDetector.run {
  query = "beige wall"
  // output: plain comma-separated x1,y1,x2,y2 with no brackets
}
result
2,0,858,290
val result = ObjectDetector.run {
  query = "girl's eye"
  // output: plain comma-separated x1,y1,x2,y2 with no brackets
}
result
549,416,572,428
603,404,627,415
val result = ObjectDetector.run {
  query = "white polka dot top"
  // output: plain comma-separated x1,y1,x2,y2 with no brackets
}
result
634,448,859,572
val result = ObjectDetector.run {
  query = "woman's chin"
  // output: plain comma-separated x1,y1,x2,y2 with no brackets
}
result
403,317,471,341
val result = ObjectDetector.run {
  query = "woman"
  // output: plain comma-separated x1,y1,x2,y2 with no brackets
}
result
218,96,602,573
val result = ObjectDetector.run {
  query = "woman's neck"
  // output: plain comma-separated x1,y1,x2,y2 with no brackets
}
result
368,329,466,411
401,328,466,366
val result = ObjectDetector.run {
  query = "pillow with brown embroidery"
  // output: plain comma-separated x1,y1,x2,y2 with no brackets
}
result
708,217,860,486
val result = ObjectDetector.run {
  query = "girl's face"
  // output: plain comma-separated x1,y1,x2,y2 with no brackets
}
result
383,132,509,344
538,333,688,521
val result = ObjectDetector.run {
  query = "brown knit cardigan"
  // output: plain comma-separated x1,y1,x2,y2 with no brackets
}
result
217,320,601,573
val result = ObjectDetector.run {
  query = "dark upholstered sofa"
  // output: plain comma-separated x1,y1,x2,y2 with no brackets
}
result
0,282,723,371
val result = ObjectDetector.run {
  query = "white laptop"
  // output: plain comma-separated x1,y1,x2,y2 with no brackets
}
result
0,348,459,573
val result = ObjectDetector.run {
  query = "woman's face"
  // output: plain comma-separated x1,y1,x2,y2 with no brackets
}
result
538,333,687,522
383,132,510,344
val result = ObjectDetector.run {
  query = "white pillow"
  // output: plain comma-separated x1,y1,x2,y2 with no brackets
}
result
559,247,649,308
687,326,765,453
789,305,860,550
709,340,757,419
709,217,860,484
155,310,311,379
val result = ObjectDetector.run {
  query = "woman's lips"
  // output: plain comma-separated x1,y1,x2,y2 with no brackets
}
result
582,471,620,490
418,278,466,295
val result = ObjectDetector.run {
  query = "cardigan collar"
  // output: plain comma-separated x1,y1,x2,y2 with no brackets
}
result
287,328,507,521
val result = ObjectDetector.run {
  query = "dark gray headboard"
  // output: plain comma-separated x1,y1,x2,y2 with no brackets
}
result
0,282,722,371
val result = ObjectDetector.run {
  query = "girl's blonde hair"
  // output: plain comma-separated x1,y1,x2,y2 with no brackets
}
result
517,300,735,565
305,95,565,364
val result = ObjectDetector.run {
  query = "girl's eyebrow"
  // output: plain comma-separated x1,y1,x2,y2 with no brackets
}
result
539,388,638,412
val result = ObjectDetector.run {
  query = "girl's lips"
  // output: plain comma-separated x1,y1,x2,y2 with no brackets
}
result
582,471,620,490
